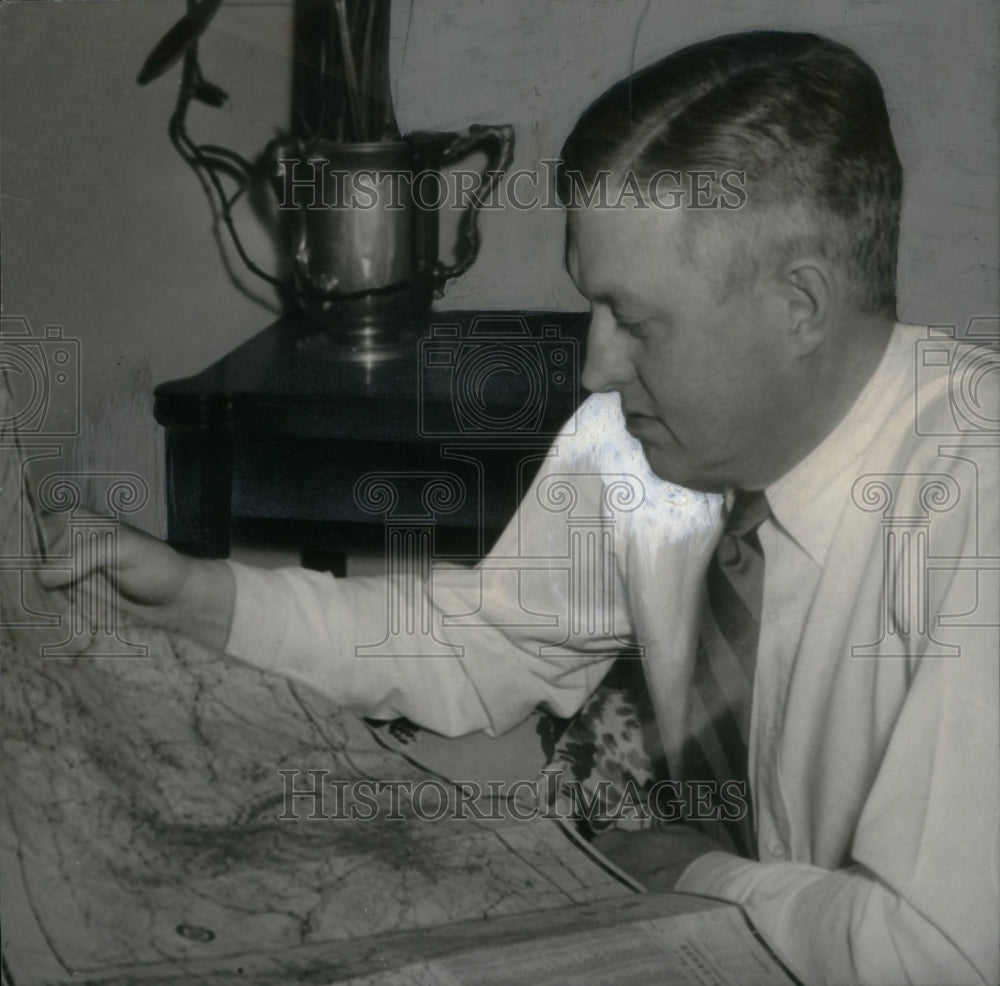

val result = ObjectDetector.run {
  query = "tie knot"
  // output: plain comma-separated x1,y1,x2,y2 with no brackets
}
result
723,489,770,540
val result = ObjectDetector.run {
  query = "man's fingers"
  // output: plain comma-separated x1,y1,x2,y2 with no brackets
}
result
33,548,110,591
30,514,158,591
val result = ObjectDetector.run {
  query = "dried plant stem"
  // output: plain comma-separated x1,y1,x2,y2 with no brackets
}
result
333,0,365,139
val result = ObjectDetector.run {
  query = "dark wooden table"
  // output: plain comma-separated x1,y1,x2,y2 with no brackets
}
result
154,310,589,565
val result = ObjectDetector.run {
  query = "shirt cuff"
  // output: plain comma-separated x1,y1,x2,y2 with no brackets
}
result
223,560,294,669
675,850,765,902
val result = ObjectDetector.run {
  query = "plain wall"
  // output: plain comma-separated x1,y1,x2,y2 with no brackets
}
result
2,0,997,535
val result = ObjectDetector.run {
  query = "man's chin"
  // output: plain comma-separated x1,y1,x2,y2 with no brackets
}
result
642,449,724,494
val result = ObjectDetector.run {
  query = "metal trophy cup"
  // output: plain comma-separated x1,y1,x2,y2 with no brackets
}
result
272,124,514,359
137,0,515,362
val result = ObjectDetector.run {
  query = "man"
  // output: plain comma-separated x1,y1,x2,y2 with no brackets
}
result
48,31,998,985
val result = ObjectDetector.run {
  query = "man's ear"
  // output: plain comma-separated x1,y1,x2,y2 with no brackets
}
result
778,259,833,357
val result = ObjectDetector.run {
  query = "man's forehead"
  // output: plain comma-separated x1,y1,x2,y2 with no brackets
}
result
564,203,689,264
565,198,766,280
563,207,690,304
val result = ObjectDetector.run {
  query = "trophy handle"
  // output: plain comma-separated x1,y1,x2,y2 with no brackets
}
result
431,124,515,296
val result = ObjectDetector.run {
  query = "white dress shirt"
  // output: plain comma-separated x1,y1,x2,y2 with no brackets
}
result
225,324,999,985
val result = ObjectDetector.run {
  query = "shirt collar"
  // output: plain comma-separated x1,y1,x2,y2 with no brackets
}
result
762,323,914,567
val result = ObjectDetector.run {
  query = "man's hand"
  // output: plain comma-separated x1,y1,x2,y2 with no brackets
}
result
36,520,235,652
591,825,726,891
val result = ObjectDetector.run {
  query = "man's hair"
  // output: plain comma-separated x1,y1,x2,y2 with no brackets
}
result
558,31,902,316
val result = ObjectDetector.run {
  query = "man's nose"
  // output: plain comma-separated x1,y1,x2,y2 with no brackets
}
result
580,309,633,393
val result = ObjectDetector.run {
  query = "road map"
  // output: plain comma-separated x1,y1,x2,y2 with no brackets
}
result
2,605,633,985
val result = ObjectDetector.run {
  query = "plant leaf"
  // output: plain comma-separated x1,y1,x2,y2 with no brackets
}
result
137,0,225,86
193,79,229,107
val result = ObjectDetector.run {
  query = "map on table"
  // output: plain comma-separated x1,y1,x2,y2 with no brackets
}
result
2,603,632,986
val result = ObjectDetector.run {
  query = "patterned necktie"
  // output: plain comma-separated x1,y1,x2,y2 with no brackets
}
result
679,489,770,858
539,491,770,849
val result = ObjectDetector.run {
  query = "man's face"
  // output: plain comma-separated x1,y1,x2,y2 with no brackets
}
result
566,204,796,493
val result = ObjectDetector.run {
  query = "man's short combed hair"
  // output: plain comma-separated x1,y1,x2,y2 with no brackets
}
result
558,31,903,316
